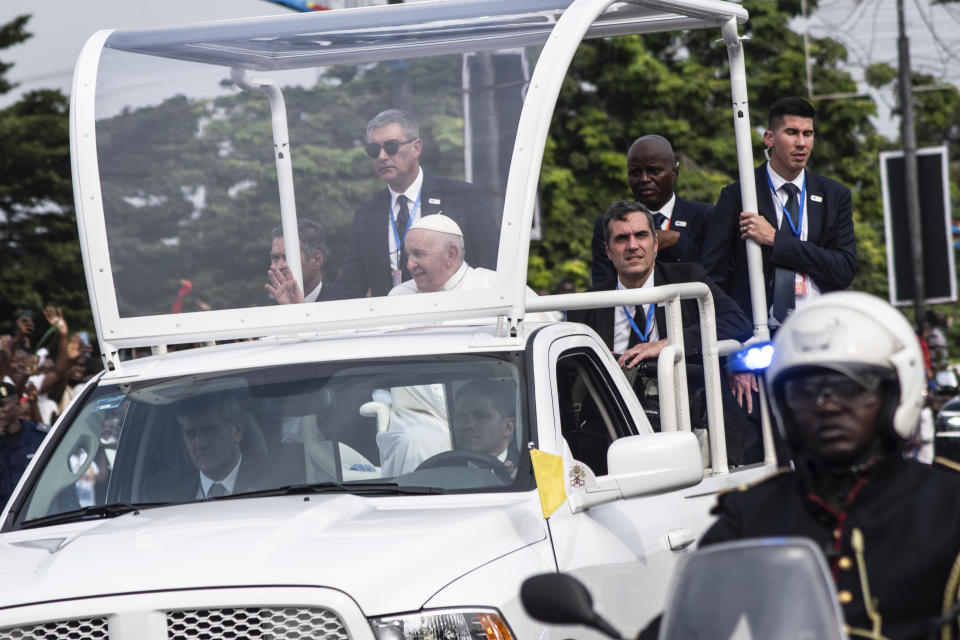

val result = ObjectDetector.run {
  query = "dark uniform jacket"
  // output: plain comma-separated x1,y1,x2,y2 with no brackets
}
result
701,455,960,639
0,420,49,507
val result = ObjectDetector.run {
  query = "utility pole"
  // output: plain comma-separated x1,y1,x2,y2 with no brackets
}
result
897,0,926,326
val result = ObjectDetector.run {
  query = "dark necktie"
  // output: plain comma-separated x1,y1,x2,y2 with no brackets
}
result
207,482,228,498
772,183,800,323
627,305,647,348
396,195,411,279
652,212,667,230
396,195,410,240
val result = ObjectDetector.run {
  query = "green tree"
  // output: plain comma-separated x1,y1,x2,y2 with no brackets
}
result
0,16,90,336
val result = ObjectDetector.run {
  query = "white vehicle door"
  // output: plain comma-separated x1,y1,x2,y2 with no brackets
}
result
540,334,701,633
537,332,775,635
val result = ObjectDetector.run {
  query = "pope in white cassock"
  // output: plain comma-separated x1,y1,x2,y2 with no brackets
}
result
377,215,556,476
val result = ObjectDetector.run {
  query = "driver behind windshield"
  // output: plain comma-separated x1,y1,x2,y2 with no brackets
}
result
453,380,519,478
147,393,281,500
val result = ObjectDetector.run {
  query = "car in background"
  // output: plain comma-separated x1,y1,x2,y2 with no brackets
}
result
935,394,960,462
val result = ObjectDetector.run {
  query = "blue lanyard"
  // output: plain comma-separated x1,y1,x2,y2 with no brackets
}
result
765,171,805,239
388,191,422,252
623,304,656,343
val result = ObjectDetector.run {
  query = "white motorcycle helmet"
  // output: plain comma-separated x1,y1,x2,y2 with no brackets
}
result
766,291,925,444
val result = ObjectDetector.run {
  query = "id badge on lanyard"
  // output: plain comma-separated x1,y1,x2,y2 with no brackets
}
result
765,172,805,239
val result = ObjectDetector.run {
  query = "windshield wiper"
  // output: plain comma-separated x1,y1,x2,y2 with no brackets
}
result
231,481,447,499
21,502,168,529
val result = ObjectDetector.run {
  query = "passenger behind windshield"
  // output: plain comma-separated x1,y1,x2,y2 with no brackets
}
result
147,392,287,500
264,219,334,305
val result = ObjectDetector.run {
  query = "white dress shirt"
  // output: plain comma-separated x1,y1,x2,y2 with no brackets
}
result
613,273,660,354
197,455,242,499
387,168,424,273
765,165,820,324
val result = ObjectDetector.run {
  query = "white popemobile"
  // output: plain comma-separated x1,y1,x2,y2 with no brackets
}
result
0,1,780,639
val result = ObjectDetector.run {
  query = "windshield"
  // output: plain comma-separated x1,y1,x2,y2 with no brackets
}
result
13,353,528,528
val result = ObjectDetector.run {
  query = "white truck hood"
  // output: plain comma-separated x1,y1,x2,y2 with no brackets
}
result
0,493,547,615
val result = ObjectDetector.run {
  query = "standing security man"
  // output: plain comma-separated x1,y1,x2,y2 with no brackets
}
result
699,97,857,327
701,292,960,639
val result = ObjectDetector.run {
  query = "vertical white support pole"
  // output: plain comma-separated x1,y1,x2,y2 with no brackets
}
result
231,68,303,296
663,298,691,432
721,18,767,342
721,18,777,466
697,288,728,474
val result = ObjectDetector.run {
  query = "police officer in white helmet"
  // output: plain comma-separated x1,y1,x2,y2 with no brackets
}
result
698,291,960,639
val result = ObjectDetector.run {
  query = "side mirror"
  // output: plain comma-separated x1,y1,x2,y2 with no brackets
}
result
520,573,624,640
566,432,703,513
606,431,703,497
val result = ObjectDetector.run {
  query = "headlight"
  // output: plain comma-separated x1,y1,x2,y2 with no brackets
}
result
370,609,514,640
947,416,960,428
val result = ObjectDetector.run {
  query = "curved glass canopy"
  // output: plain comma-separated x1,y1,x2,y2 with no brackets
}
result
71,0,748,352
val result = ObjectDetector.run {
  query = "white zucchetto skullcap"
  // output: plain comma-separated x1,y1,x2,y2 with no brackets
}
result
409,214,463,237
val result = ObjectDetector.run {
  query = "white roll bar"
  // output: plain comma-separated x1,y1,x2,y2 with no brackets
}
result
528,281,730,474
230,68,304,296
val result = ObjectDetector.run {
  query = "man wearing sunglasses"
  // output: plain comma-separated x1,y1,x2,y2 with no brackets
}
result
333,109,498,299
697,292,960,639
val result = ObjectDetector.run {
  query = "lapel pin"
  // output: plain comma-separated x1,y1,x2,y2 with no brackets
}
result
674,220,687,227
810,194,823,203
428,198,441,205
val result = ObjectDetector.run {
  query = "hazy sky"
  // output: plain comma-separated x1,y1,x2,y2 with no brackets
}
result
2,0,957,134
0,0,289,107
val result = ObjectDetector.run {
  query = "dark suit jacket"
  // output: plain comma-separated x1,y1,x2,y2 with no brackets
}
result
567,262,752,463
591,196,712,287
332,174,499,299
145,452,281,502
570,261,752,358
699,163,857,319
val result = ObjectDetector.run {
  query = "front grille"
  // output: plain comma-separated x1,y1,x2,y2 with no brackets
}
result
167,606,350,640
0,618,109,640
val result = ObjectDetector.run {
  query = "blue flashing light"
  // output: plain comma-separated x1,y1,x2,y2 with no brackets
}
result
730,343,774,373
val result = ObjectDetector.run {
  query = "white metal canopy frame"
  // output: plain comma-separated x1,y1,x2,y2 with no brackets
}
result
70,0,760,366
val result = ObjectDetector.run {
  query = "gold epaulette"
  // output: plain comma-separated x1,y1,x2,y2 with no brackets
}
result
717,465,792,498
934,456,960,474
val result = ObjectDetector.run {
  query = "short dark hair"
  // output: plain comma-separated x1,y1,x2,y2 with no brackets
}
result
768,97,816,130
600,200,657,244
271,219,328,257
458,379,516,420
175,392,244,429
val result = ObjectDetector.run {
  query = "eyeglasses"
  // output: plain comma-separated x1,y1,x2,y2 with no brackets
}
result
364,138,418,158
783,372,881,410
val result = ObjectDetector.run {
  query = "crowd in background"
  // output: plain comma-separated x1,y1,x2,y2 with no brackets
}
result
0,307,99,506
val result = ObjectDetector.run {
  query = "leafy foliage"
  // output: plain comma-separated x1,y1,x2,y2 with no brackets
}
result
0,16,89,335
